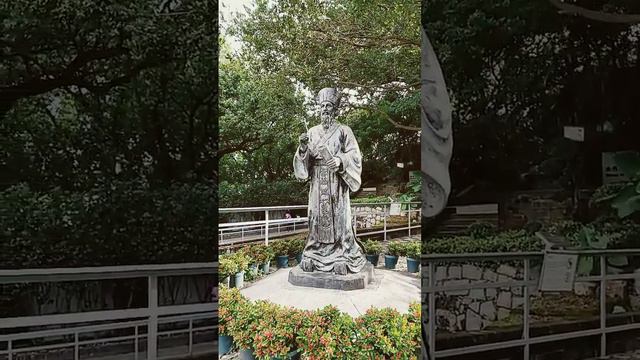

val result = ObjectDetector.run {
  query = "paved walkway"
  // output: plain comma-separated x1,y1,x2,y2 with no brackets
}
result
240,259,420,317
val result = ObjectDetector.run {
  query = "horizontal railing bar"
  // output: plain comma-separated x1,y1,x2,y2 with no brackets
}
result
0,263,217,284
422,252,544,261
0,303,217,330
552,249,640,255
0,309,149,330
219,205,308,213
219,218,308,228
0,320,147,341
219,202,421,213
1,341,73,354
424,280,537,292
157,303,217,316
435,338,525,357
0,311,217,341
159,312,216,323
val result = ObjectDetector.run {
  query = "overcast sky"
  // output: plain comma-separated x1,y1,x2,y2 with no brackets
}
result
219,0,253,53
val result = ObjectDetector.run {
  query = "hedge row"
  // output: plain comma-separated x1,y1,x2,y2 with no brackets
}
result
219,287,421,359
0,181,215,268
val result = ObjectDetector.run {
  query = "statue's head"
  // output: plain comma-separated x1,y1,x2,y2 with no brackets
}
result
317,87,340,128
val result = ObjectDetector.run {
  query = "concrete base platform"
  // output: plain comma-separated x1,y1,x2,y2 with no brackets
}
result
240,267,420,317
288,263,375,290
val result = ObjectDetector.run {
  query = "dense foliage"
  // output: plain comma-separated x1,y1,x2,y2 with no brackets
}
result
219,0,421,206
219,287,421,359
1,0,217,266
0,181,215,268
424,0,640,193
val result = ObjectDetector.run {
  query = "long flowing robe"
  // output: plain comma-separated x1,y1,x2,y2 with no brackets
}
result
293,122,366,273
422,29,453,219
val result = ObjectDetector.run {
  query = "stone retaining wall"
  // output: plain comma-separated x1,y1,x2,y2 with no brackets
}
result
426,263,542,332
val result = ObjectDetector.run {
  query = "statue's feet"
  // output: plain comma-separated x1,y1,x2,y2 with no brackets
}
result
334,262,348,275
300,258,315,272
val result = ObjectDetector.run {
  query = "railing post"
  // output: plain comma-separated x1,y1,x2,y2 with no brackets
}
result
383,205,387,242
265,210,270,246
135,325,139,360
428,261,436,360
524,258,530,360
408,206,412,237
8,339,12,360
188,319,193,355
148,275,158,360
600,254,607,358
74,332,79,360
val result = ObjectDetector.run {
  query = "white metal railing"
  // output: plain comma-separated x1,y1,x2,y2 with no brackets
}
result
219,202,422,246
0,263,217,360
422,250,640,360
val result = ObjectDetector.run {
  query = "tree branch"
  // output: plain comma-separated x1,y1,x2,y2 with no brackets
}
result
352,104,421,132
548,0,640,23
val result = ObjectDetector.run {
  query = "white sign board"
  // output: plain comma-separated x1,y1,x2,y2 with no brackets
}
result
389,203,402,216
602,152,629,185
563,126,585,142
539,252,578,292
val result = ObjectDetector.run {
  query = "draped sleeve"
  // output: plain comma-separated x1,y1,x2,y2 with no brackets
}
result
293,143,311,181
335,125,362,192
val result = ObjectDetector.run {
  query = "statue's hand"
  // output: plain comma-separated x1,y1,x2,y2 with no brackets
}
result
298,133,309,152
327,156,341,172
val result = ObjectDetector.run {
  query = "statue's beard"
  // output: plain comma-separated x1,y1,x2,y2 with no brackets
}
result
321,113,335,129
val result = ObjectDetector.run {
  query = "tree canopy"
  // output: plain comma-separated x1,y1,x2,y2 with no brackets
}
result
220,0,421,206
1,0,217,267
424,0,640,194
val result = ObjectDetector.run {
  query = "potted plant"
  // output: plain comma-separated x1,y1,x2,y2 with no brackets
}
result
253,303,306,359
219,254,237,287
233,251,250,289
272,240,290,269
289,238,305,264
228,298,262,360
297,305,357,359
261,245,275,274
406,240,421,273
219,287,246,355
244,245,259,271
362,239,382,267
384,241,405,269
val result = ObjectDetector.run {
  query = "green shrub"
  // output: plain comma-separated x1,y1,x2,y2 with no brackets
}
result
219,254,238,278
405,241,421,260
0,181,215,268
387,241,406,257
253,303,310,359
355,307,421,358
288,238,305,257
362,239,383,255
468,221,496,239
231,251,250,273
426,230,543,254
270,239,290,257
219,287,421,359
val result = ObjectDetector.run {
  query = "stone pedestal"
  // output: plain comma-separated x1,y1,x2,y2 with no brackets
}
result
288,263,375,291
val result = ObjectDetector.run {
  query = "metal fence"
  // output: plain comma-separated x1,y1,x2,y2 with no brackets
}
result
0,263,217,360
219,202,422,246
422,250,640,360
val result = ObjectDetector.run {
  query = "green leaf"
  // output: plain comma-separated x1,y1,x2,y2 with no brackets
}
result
591,234,609,249
577,256,593,276
613,151,640,179
614,195,640,218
